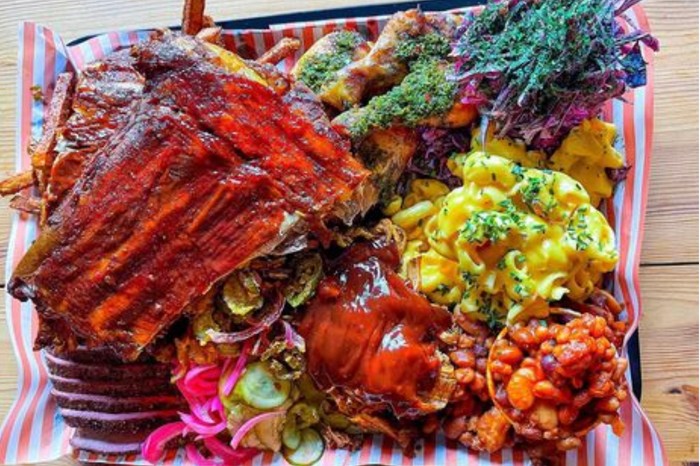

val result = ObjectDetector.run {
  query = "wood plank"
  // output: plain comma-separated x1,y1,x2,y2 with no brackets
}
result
639,264,699,463
0,198,8,285
640,1,699,265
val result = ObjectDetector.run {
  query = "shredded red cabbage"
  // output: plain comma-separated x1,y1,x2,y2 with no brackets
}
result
607,165,631,183
399,126,470,194
452,0,659,150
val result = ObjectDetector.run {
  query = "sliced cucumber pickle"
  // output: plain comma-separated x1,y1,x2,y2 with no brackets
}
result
222,270,263,316
282,421,301,450
283,428,324,466
283,402,319,450
234,362,291,410
192,309,219,343
285,253,323,308
298,374,326,405
289,403,320,430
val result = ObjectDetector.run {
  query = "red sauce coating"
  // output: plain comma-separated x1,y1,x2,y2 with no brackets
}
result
299,239,452,417
10,53,368,360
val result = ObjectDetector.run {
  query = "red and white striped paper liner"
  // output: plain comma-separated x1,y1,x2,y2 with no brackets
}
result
0,5,666,465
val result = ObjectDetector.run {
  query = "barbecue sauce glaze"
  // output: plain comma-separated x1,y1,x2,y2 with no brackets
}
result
299,239,452,417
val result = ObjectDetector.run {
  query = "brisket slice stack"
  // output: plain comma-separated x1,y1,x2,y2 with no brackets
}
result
9,31,371,455
47,347,184,455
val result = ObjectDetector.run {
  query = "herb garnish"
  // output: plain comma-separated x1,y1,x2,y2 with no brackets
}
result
460,210,520,244
395,33,451,65
452,0,658,149
346,60,457,139
297,31,364,94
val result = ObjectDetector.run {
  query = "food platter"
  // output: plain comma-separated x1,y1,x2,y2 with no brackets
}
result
0,0,664,465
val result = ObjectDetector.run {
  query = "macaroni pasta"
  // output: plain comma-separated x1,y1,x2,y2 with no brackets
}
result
393,152,618,324
466,118,625,206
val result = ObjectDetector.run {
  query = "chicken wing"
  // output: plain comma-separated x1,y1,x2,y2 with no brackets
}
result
292,31,369,94
319,10,463,110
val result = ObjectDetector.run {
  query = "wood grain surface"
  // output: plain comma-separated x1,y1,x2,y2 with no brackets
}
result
0,0,696,465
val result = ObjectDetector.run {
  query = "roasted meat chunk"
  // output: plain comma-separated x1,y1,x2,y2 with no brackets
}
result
299,237,453,419
9,34,370,360
48,50,145,212
319,9,462,110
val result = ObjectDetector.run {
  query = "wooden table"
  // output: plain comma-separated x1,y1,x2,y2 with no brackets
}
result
0,1,696,465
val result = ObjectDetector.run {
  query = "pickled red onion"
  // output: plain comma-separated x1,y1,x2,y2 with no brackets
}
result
282,320,295,348
211,396,225,419
220,339,252,398
281,320,305,350
185,443,223,466
180,412,227,437
203,437,259,464
183,364,220,397
141,421,185,463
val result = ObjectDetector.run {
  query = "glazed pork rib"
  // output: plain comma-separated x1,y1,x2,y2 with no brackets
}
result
9,33,370,360
45,50,144,217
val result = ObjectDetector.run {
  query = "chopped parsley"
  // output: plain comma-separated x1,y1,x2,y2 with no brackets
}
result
486,310,503,331
436,283,451,296
573,231,594,251
521,175,543,205
567,207,595,250
460,210,519,244
297,31,363,93
511,164,525,181
461,271,476,285
498,199,525,228
475,293,503,331
395,32,451,65
520,174,559,215
347,59,457,138
531,223,546,234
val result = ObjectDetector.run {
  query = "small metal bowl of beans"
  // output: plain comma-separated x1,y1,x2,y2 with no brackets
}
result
486,311,629,450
